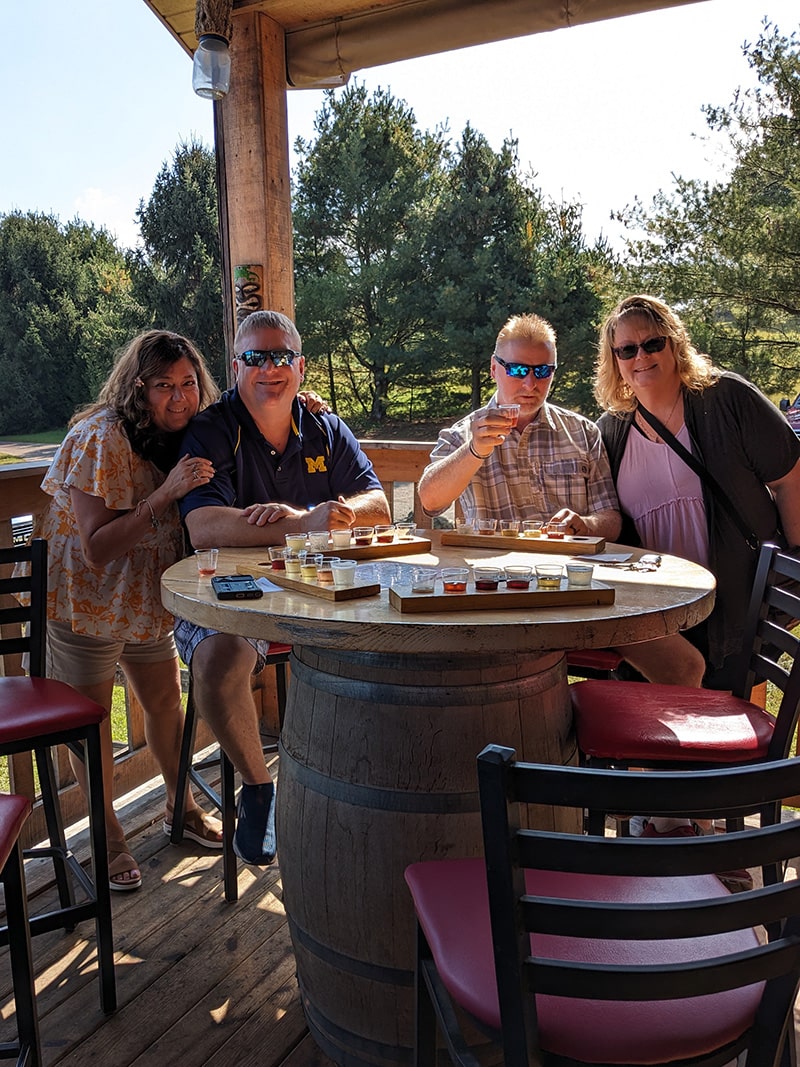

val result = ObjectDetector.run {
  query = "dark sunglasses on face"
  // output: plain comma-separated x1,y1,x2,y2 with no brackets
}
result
237,349,300,368
611,336,668,361
494,354,556,379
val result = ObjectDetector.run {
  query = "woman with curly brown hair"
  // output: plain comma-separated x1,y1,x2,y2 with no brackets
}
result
38,329,222,890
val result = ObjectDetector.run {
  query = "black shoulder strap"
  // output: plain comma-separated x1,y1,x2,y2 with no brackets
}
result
637,403,760,552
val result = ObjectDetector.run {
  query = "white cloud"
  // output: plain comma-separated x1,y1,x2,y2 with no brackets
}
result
73,188,142,250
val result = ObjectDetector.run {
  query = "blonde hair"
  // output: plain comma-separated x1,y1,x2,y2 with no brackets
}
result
494,313,557,359
71,330,219,457
595,295,714,413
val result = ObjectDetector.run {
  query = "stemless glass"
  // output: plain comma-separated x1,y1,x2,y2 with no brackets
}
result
441,567,469,593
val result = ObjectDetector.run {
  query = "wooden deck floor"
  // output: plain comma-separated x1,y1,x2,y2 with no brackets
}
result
0,753,337,1067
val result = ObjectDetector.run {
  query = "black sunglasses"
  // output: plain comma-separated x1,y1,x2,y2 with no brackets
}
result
237,349,300,367
494,354,556,379
611,336,668,361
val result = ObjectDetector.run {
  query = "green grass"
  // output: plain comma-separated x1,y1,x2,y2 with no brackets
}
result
1,429,65,444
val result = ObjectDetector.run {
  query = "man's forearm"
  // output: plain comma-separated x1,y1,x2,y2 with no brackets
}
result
418,446,483,513
583,509,622,540
186,506,291,548
344,489,391,526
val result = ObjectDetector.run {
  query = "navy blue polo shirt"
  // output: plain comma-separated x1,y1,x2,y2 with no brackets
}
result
178,388,381,522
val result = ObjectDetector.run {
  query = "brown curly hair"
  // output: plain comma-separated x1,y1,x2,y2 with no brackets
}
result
70,330,220,459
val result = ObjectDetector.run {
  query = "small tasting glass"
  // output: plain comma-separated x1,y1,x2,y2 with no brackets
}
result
301,553,322,581
521,520,544,538
410,567,437,594
566,563,594,587
374,524,396,544
478,518,497,536
285,532,307,553
535,563,564,589
195,548,218,577
441,567,469,593
331,559,358,587
504,564,533,589
330,528,353,549
546,521,568,540
353,526,375,546
307,530,331,552
396,522,416,540
268,546,286,570
499,519,519,538
497,404,521,426
284,552,303,578
315,556,339,584
473,567,503,591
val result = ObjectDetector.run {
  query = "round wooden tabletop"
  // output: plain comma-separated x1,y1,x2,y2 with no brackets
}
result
161,532,715,655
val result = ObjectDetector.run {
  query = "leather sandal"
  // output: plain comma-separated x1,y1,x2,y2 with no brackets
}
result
108,845,142,892
163,808,224,850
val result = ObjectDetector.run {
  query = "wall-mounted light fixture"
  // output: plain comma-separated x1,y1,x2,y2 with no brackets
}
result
192,0,233,100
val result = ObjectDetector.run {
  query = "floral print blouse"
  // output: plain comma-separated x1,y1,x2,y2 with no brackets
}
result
37,410,184,643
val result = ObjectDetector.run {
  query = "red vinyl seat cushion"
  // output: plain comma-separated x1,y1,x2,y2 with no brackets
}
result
0,794,31,871
0,677,107,745
566,649,624,672
571,681,775,763
265,643,292,656
405,857,761,1064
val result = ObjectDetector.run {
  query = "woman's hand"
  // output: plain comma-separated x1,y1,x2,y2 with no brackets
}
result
243,502,302,527
163,454,215,501
299,390,331,415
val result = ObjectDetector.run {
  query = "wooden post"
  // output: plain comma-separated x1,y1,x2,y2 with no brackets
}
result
219,10,294,321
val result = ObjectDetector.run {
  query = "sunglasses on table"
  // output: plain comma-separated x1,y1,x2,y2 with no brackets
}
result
611,336,668,361
237,349,300,367
493,355,556,379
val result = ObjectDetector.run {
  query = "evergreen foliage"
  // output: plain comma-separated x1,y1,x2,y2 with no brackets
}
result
615,20,800,395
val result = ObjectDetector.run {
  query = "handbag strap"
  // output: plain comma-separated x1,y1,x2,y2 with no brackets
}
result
636,403,760,552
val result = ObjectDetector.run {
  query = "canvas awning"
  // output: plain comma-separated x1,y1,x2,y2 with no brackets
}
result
144,0,707,88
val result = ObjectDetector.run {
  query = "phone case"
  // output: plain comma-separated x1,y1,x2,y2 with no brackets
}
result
211,575,264,600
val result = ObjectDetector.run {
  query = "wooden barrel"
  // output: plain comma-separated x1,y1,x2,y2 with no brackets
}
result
276,644,579,1067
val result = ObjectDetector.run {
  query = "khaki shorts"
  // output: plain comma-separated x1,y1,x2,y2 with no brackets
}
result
47,619,178,687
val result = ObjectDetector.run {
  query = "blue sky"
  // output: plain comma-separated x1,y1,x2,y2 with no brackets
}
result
2,0,797,251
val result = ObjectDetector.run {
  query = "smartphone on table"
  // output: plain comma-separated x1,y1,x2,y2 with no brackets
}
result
211,574,264,600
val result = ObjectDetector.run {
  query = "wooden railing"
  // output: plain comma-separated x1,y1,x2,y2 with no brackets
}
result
0,441,439,841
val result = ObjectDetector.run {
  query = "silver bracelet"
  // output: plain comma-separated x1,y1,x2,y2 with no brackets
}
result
468,440,491,461
135,497,160,529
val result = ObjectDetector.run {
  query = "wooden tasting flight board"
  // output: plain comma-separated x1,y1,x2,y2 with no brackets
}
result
291,535,431,560
440,532,606,555
236,563,381,601
388,580,615,614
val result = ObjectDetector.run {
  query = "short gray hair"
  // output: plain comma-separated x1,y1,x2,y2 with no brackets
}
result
234,311,301,354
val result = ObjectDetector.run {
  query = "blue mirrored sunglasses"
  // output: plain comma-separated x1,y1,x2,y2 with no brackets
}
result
494,354,556,379
238,349,300,367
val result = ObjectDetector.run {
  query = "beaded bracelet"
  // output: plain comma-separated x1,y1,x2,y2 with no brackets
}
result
135,498,160,529
468,440,491,461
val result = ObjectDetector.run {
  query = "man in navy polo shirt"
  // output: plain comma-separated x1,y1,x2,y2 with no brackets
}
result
175,310,390,865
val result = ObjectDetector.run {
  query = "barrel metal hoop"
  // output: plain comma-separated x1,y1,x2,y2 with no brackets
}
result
278,744,479,813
